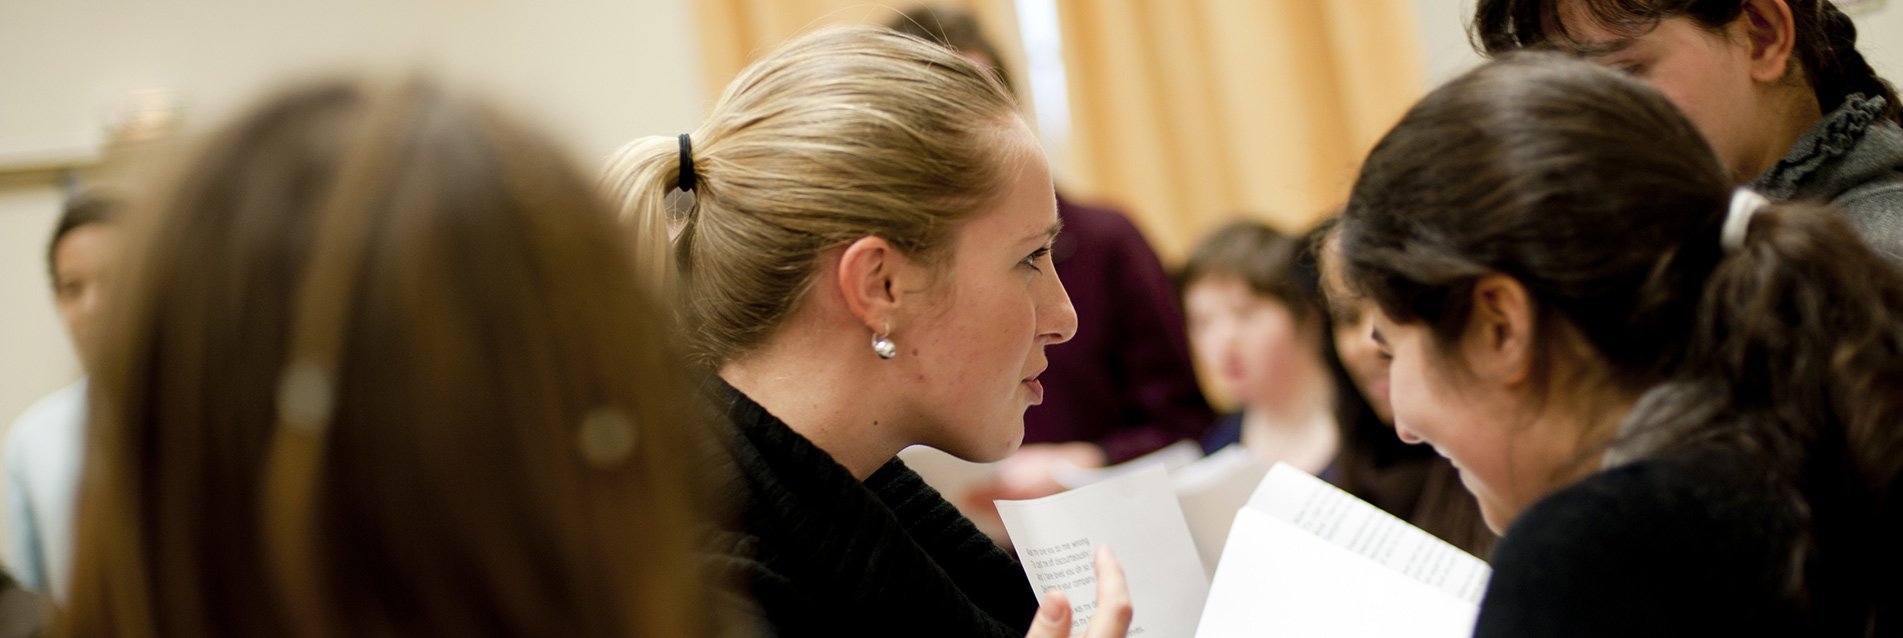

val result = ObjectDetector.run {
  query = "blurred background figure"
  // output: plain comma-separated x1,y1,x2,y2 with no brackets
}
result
1181,221,1336,472
887,4,1214,501
63,79,714,636
1472,0,1903,261
3,191,122,600
1183,219,1495,557
1317,220,1497,557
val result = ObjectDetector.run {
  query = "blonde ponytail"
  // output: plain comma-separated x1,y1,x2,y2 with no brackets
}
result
601,133,691,292
602,25,1022,366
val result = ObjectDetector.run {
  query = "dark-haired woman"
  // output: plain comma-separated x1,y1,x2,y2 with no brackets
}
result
1337,52,1901,635
1183,221,1494,557
1474,0,1903,261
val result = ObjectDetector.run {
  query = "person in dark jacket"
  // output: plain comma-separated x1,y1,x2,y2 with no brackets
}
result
1335,53,1902,634
603,26,1129,638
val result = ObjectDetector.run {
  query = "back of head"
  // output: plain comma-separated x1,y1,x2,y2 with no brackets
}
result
601,25,1022,366
883,5,1016,97
1341,51,1903,628
70,79,710,636
1471,0,1901,124
1344,51,1729,386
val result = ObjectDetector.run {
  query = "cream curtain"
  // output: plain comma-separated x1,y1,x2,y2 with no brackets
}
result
693,0,1428,264
1053,0,1426,263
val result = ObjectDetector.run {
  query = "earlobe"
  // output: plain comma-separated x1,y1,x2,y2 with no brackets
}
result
1741,0,1797,82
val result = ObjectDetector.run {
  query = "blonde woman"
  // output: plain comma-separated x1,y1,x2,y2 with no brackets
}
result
604,26,1129,638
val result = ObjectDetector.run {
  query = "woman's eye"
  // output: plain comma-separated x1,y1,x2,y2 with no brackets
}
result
1022,246,1052,270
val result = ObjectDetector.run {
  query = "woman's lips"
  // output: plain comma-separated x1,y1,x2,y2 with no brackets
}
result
1022,378,1045,404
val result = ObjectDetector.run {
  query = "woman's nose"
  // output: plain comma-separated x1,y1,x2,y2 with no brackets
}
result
1393,421,1425,445
1040,272,1078,344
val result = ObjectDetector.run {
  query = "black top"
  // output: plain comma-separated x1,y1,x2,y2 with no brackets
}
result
703,379,1038,637
1474,449,1810,636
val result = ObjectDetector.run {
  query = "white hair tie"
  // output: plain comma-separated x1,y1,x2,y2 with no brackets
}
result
1721,188,1770,253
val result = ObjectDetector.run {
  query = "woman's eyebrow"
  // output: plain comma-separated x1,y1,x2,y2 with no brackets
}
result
1022,219,1064,243
1571,36,1637,57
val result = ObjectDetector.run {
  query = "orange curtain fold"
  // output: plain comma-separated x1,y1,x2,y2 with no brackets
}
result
692,0,1428,265
693,0,1026,103
1052,0,1424,263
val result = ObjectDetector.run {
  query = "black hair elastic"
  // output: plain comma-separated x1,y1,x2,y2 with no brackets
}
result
677,133,697,192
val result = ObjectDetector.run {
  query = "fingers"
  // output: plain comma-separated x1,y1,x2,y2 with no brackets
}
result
1026,546,1133,638
1083,546,1132,638
1024,589,1073,638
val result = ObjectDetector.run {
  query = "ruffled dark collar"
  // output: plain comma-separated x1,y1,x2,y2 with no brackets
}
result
1753,94,1888,199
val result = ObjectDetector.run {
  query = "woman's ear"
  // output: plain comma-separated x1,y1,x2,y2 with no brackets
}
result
1460,274,1538,388
1740,0,1798,83
835,236,903,333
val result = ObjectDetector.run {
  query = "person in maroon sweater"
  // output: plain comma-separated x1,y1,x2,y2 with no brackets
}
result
1031,195,1213,462
887,7,1214,502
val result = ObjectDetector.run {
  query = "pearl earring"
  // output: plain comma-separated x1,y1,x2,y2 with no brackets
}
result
872,322,897,359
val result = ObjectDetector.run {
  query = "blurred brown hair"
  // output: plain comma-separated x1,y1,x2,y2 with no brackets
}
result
1180,220,1321,326
66,79,712,637
884,5,1017,98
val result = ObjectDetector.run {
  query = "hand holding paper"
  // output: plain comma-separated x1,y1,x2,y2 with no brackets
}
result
997,465,1209,638
1024,547,1133,638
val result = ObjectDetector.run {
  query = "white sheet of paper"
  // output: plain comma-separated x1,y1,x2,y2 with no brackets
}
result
1246,464,1492,603
1168,445,1270,574
997,464,1210,638
1054,439,1203,489
1194,510,1479,638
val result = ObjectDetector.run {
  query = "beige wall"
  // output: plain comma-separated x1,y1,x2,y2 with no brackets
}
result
1411,0,1485,86
0,182,77,426
1857,3,1903,85
0,0,708,430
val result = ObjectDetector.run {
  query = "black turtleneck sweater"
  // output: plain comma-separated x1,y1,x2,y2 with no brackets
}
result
702,380,1038,637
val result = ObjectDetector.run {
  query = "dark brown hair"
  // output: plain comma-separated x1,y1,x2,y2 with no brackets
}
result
67,80,712,636
1181,220,1321,326
1340,51,1902,631
1472,0,1901,124
46,190,121,283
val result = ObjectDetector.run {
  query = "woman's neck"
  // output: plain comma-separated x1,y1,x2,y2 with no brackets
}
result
1518,383,1645,508
1736,85,1825,183
719,325,907,481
